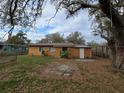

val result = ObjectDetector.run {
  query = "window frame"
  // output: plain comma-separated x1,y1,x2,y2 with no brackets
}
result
49,47,56,52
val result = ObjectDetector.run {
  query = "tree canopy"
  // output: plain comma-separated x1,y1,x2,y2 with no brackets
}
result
66,31,85,45
39,31,85,44
0,0,123,28
39,32,65,43
6,30,30,45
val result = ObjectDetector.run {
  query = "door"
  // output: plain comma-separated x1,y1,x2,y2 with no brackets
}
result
80,48,84,59
62,47,68,51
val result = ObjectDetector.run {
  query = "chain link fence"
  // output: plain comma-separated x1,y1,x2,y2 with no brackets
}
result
0,43,28,64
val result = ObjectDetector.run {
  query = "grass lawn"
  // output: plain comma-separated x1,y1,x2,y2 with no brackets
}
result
0,55,124,93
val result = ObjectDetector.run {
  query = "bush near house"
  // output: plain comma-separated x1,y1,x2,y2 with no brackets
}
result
60,51,70,58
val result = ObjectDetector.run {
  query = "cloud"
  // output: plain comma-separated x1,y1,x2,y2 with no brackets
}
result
30,3,105,43
0,3,105,43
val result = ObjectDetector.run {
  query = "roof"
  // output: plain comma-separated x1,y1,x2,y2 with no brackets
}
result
29,43,54,47
29,43,91,48
0,42,4,45
0,43,27,47
53,43,75,47
74,45,91,48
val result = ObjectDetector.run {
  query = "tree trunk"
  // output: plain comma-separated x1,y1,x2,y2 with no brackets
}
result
108,40,117,68
115,38,124,69
109,48,116,67
99,0,124,69
108,30,124,69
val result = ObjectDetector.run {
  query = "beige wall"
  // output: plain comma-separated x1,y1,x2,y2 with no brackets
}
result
69,48,92,58
28,46,92,58
28,47,62,57
84,48,92,58
69,48,80,58
28,47,41,56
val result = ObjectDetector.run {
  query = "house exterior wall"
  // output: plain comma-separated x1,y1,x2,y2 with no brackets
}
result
69,48,92,58
28,46,92,58
28,47,41,56
28,47,62,57
69,48,80,58
54,48,62,57
84,48,92,58
47,47,61,58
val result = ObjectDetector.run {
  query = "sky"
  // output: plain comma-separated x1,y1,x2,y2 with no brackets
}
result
0,2,106,44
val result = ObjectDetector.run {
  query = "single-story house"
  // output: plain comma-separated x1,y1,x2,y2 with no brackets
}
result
28,43,92,59
0,43,28,55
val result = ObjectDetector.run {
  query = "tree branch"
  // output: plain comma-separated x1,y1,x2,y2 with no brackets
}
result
2,26,15,39
99,0,123,28
22,0,30,11
80,2,100,9
100,34,109,41
9,0,18,26
64,1,100,18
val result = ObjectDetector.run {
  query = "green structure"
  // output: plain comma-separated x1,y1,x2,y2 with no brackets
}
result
0,43,28,56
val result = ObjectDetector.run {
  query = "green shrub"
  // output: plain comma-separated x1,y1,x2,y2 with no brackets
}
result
60,51,70,58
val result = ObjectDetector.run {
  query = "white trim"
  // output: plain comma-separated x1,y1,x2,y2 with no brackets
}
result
50,48,56,52
80,48,84,59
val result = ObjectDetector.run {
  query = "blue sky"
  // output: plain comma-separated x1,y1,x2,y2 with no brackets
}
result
0,3,106,44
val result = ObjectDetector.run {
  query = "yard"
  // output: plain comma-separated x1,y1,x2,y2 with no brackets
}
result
0,55,124,93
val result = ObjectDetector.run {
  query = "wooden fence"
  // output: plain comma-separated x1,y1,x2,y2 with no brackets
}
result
92,46,110,58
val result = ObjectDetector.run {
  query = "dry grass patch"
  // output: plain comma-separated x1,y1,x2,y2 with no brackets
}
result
0,56,124,93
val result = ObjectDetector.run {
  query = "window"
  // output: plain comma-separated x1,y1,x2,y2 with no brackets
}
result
0,45,3,50
49,48,56,52
62,47,68,51
39,47,44,52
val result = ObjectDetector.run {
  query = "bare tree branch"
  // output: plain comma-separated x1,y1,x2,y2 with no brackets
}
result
2,26,14,39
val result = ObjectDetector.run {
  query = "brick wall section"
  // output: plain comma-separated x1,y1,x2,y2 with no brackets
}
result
69,48,80,58
28,47,92,58
28,47,41,56
84,48,92,58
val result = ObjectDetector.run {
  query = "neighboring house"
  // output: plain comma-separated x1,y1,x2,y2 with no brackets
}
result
0,43,28,55
29,43,92,59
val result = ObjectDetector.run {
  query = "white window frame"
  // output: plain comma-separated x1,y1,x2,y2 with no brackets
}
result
50,47,56,52
39,47,45,52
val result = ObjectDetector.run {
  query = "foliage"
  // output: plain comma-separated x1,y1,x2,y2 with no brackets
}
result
90,10,113,42
40,32,65,43
39,31,86,44
87,40,100,46
60,51,70,58
0,0,46,28
89,9,117,67
0,0,123,29
6,30,31,45
66,31,85,45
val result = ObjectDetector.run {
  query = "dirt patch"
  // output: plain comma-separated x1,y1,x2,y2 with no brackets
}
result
40,62,82,80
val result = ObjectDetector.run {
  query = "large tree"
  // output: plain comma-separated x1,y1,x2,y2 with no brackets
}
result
66,31,85,45
0,0,124,69
51,0,124,69
91,10,117,67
